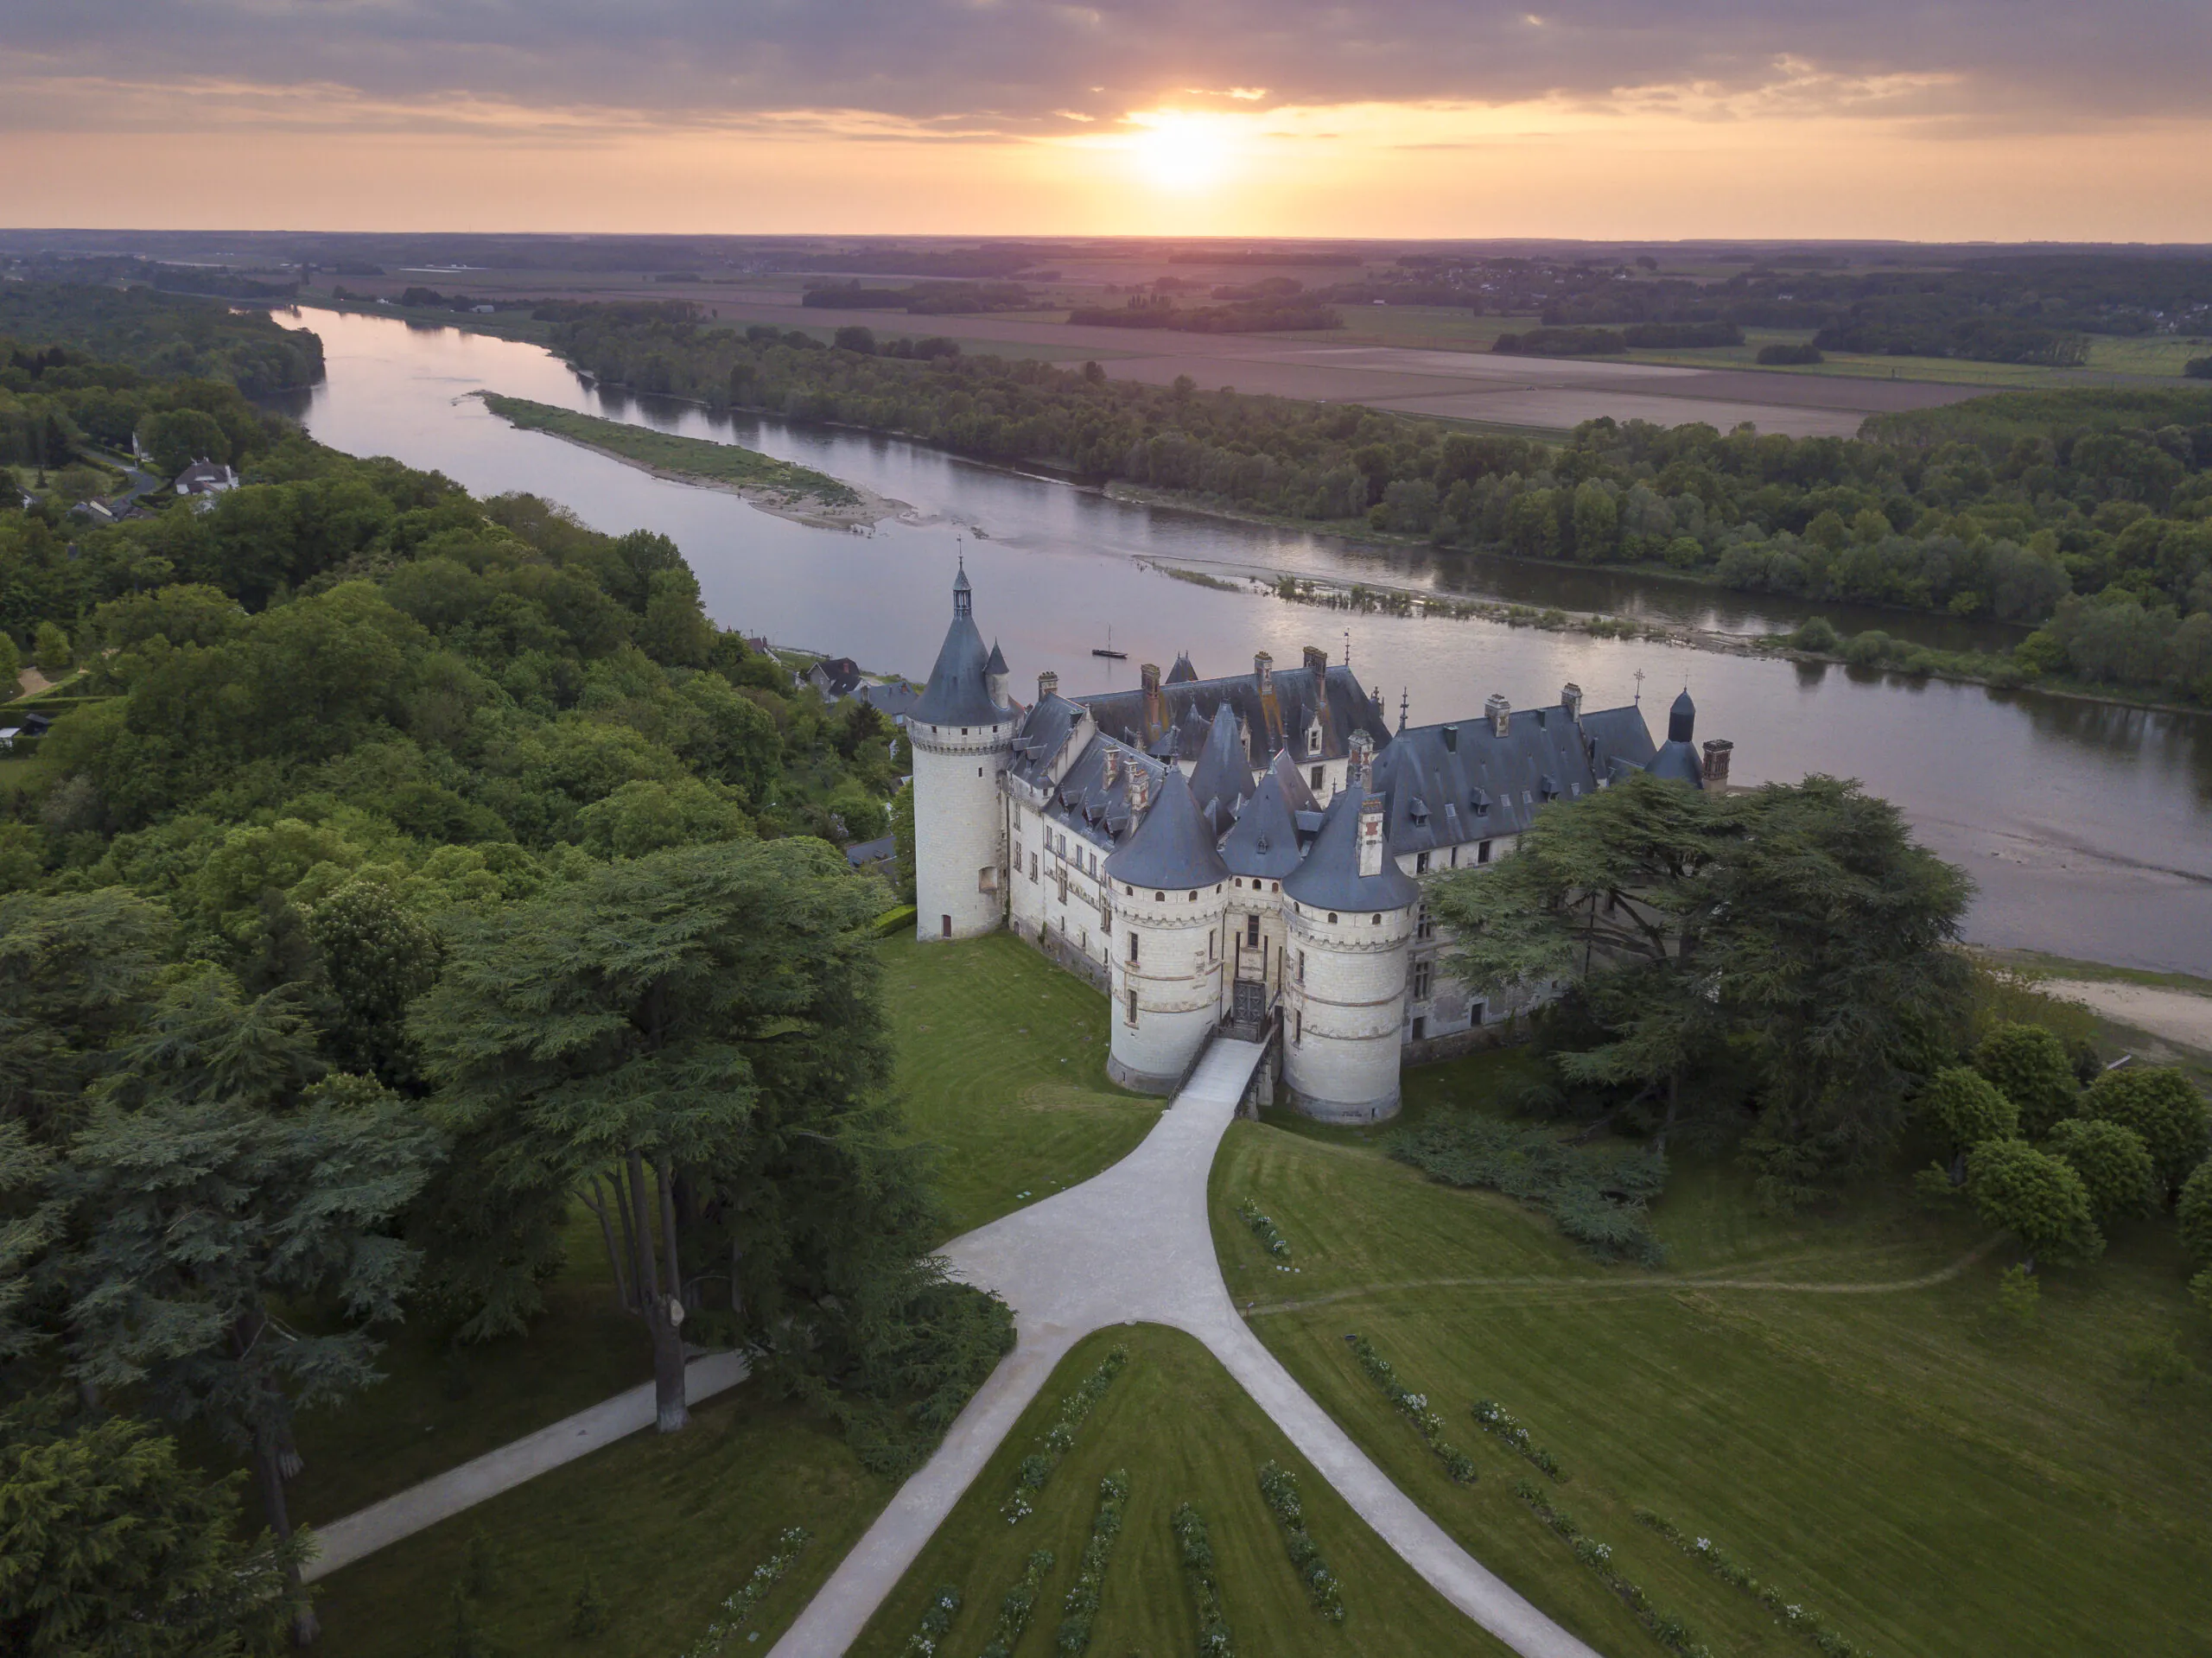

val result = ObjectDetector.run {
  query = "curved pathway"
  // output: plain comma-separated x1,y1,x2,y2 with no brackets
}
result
766,1039,1601,1658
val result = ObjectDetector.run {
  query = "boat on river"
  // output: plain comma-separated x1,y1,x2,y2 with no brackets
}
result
1091,624,1127,660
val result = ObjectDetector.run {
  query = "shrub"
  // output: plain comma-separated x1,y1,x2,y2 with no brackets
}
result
1994,1262,2041,1330
1236,1197,1292,1259
31,620,71,676
2045,1117,2156,1227
999,1345,1128,1522
1842,630,1891,668
1921,1066,2018,1172
2081,1066,2210,1197
1519,1488,1712,1656
1389,1112,1667,1262
1471,1399,1568,1481
569,1570,608,1637
1054,1471,1129,1655
1789,615,1840,652
978,1550,1056,1658
1973,1022,2080,1138
1170,1502,1236,1658
2180,1162,2212,1267
900,1585,961,1658
2185,357,2212,380
680,1527,810,1656
1256,1461,1345,1623
1758,341,1826,365
1344,1333,1478,1483
1635,1509,1866,1656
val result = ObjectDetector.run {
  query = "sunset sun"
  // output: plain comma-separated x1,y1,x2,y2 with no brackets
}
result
1124,110,1239,192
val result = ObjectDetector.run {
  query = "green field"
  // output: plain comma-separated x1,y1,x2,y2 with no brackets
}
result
1214,1054,2212,1657
476,393,861,504
850,1324,1513,1658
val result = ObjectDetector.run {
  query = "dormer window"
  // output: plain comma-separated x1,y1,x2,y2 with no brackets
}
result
1306,723,1322,757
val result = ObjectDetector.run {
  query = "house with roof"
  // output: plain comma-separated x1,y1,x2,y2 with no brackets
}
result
908,563,1728,1122
807,656,867,702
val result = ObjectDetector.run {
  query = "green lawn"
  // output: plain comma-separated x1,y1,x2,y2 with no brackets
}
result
311,1376,890,1658
850,1324,1514,1658
1214,1054,2212,1657
880,933,1160,1240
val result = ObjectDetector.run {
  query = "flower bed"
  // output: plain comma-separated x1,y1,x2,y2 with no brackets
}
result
1053,1469,1130,1655
1000,1345,1129,1523
978,1549,1057,1658
1514,1483,1711,1658
1236,1197,1293,1259
682,1527,811,1656
1471,1399,1567,1482
899,1585,961,1658
1343,1334,1478,1483
1634,1510,1869,1657
1170,1502,1236,1658
1256,1460,1345,1623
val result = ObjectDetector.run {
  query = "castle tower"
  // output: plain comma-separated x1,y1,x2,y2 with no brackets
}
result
911,561,1014,941
1103,765,1231,1093
1647,689,1705,787
1281,785,1420,1122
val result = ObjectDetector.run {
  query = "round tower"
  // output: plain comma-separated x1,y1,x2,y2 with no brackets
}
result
911,561,1014,942
1281,786,1419,1122
1103,765,1231,1093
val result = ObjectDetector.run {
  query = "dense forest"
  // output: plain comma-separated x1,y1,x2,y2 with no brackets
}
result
1,308,1001,1647
546,308,2212,705
0,284,323,396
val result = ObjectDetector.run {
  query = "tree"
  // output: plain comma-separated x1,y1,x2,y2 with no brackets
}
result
0,1398,307,1657
1921,1067,2018,1182
1972,1022,2080,1138
1967,1138,2103,1270
0,629,20,695
32,620,71,677
302,871,443,1083
410,838,896,1428
890,781,917,904
0,888,170,1146
2045,1117,2156,1229
141,408,231,477
2171,1160,2212,1282
2081,1066,2210,1198
61,1070,436,1645
637,568,715,669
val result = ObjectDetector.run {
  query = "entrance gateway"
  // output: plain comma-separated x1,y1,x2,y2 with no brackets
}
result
1231,978,1266,1026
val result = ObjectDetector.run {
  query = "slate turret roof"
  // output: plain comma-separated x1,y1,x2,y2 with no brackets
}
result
913,574,1007,727
1648,689,1704,786
1185,703,1256,835
1079,661,1388,767
1166,651,1200,684
1219,751,1315,880
1104,765,1230,891
1283,786,1421,912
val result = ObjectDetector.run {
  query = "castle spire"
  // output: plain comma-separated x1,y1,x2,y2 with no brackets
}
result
952,551,972,619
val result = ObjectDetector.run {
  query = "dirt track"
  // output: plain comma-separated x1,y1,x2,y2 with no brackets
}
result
2044,979,2212,1052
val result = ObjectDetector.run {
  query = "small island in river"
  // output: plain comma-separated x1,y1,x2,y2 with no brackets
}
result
474,392,905,530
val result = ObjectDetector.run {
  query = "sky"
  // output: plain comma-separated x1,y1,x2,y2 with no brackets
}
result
1,1,2208,240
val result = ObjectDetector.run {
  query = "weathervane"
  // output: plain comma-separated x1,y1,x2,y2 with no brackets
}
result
1632,668,1645,706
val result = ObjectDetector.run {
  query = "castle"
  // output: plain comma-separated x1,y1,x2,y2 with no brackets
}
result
909,563,1727,1122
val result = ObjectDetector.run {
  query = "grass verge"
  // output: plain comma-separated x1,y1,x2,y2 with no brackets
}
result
849,1324,1513,1658
1215,1052,2212,1657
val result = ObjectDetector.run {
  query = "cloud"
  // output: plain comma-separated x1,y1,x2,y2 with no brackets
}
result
0,0,2203,140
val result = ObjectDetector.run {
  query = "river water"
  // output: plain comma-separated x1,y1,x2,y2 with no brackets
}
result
281,308,2212,975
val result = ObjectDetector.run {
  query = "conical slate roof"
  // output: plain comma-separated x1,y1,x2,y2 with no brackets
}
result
985,639,1009,677
1284,786,1420,912
1166,651,1200,685
1220,761,1306,879
1186,703,1255,834
913,609,1004,727
1649,689,1702,785
1104,766,1230,891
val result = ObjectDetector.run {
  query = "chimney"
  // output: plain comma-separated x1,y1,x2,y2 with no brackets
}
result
1485,694,1510,737
1039,669,1058,702
1348,730,1374,790
1128,763,1151,812
1255,651,1274,696
1141,662,1163,740
1441,723,1458,753
1141,661,1160,696
1103,746,1121,786
1561,682,1583,723
1701,739,1734,786
1357,795,1385,878
1303,645,1327,676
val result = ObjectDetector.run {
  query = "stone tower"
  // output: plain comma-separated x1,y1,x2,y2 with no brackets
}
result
1103,765,1231,1092
910,560,1014,941
1281,784,1420,1121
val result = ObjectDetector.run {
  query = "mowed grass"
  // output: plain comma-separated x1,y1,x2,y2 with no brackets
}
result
850,1324,1515,1658
881,932,1160,1240
1212,1053,2212,1657
311,1378,890,1658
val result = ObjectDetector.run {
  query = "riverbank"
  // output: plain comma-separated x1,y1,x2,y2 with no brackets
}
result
474,394,909,531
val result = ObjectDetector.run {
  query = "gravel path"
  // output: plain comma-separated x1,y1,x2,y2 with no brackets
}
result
2043,978,2212,1053
766,1039,1601,1658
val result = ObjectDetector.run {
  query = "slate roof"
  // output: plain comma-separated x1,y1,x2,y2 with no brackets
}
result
1219,751,1316,880
1185,703,1255,835
913,609,1007,727
1166,651,1200,684
810,656,865,699
856,681,920,721
1648,689,1704,785
985,640,1009,677
1104,765,1230,891
1368,701,1658,851
1283,786,1421,912
1077,662,1388,768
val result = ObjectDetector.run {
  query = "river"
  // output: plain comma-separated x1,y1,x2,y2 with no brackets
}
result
279,308,2212,975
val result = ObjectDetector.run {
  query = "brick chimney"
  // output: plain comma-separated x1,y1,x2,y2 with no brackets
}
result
1038,669,1058,702
1128,763,1151,812
1303,644,1327,676
1701,739,1734,786
1103,746,1121,786
1141,662,1163,739
1348,730,1374,790
1485,693,1510,737
1255,651,1274,697
1561,682,1583,723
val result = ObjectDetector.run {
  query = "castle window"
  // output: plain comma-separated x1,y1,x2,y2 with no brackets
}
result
1412,1015,1427,1041
1328,912,1338,924
1030,854,1039,881
1307,725,1321,756
1415,851,1429,874
1298,952,1306,984
1246,915,1260,948
1478,839,1492,865
1414,959,1433,999
1294,1010,1302,1045
1417,905,1435,940
1371,913,1381,925
1155,891,1165,902
1310,765,1323,790
1127,989,1138,1024
1128,931,1140,964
